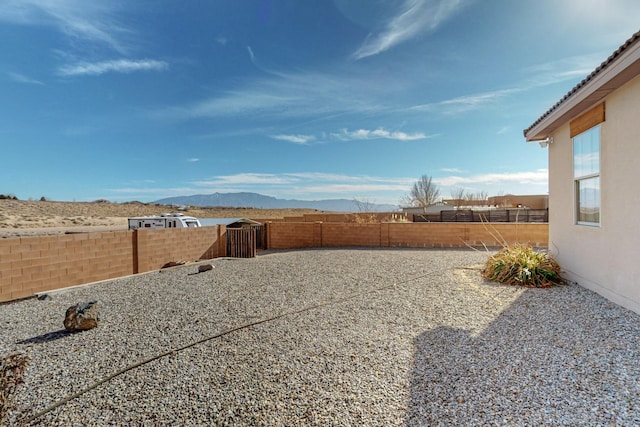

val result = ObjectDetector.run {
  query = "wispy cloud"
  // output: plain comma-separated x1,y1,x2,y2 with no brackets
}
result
107,169,547,204
411,88,521,114
192,173,300,187
522,54,603,88
0,0,131,53
187,158,200,163
271,134,316,144
352,0,469,60
153,71,385,121
6,71,43,85
436,169,548,187
58,59,169,76
187,172,413,202
406,53,605,117
247,46,256,64
333,128,429,141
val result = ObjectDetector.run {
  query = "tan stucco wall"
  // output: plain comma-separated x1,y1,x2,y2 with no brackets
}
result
548,74,640,314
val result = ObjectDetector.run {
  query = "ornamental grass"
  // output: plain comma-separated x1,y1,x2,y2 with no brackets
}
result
482,244,565,288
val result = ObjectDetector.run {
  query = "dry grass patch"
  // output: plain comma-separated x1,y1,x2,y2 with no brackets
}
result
1,353,28,425
482,244,565,288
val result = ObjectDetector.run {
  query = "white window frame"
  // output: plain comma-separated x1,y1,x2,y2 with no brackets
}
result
573,125,601,226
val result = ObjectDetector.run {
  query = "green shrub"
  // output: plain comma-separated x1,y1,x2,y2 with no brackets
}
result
482,244,565,288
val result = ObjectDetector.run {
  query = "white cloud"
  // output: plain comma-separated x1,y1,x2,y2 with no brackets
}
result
152,70,386,121
192,173,300,187
188,172,413,203
440,167,464,173
410,87,521,114
271,134,316,144
334,128,428,141
247,46,256,64
107,170,546,205
187,158,200,163
521,54,604,88
6,71,44,85
352,0,469,60
58,59,169,76
0,0,131,53
436,170,548,187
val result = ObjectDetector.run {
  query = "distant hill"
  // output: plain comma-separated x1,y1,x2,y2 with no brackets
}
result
155,192,398,212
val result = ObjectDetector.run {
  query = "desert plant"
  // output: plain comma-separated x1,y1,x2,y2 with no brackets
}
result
352,213,378,224
1,353,28,425
482,244,564,288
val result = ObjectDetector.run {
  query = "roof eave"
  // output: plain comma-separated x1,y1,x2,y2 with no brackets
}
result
524,34,640,141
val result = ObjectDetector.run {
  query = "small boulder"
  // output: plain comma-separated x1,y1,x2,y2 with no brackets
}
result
162,260,186,269
198,264,214,273
64,301,100,331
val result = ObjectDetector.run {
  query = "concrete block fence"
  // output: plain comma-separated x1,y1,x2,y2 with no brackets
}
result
0,222,547,303
0,226,226,303
265,222,548,250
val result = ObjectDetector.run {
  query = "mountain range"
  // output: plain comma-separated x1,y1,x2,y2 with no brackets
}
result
155,192,398,212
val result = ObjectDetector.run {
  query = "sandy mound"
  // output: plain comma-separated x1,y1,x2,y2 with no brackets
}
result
0,200,321,238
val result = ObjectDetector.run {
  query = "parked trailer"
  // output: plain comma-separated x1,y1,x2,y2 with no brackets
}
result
128,213,201,230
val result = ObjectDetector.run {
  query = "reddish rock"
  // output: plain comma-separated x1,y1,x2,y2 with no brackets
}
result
64,301,100,331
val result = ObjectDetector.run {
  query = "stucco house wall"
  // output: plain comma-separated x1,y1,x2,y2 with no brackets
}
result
525,31,640,314
547,74,640,314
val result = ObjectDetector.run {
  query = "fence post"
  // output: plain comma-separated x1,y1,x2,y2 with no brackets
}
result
132,229,139,274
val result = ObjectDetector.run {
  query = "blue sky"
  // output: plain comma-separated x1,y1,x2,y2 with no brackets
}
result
2,0,639,205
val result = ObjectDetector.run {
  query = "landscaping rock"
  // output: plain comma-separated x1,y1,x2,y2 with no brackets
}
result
162,261,186,269
198,264,214,273
63,301,100,331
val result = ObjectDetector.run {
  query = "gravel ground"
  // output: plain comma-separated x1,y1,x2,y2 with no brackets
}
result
1,248,639,426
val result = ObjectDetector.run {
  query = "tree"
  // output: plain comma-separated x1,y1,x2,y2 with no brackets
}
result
352,197,379,223
403,175,440,208
449,187,467,209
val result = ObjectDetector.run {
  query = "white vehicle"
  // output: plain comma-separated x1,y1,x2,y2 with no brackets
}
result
128,213,201,230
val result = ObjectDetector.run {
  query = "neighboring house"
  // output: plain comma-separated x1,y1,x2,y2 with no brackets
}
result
524,31,640,314
487,194,548,209
439,195,548,209
402,202,455,215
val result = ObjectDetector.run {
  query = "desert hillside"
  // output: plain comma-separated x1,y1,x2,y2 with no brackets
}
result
0,199,324,238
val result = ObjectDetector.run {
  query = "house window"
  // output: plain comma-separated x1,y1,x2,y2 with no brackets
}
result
573,125,600,225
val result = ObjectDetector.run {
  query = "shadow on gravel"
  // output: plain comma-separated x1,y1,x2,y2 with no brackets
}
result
405,287,640,426
17,329,77,344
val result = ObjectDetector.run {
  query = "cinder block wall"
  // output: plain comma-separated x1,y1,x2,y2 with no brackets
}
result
0,226,225,303
0,231,134,302
267,222,321,248
1,222,547,303
135,226,224,273
279,212,410,223
387,223,548,248
322,223,382,247
267,222,548,250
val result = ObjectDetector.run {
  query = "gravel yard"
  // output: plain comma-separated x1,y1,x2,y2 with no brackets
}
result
2,248,639,426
